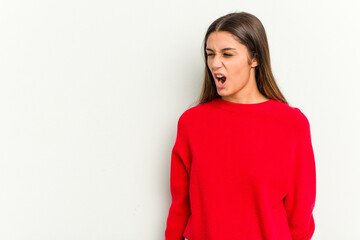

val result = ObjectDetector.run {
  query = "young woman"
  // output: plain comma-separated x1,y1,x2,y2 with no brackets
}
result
165,12,316,240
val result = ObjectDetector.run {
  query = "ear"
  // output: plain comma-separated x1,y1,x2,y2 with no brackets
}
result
251,57,258,68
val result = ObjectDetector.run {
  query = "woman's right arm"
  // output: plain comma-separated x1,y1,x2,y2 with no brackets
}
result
165,113,191,240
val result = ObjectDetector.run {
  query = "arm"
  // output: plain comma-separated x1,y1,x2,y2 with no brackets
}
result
165,113,191,240
284,109,316,240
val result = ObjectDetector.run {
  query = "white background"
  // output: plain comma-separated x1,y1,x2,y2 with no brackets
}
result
0,0,359,239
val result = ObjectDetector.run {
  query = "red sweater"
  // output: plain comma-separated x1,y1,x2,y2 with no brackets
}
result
165,97,316,240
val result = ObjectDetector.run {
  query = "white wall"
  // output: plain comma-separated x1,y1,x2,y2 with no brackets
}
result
0,0,359,239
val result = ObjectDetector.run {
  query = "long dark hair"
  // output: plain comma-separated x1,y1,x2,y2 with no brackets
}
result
192,11,288,107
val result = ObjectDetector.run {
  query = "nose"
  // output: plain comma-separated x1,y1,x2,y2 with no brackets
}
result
209,54,223,70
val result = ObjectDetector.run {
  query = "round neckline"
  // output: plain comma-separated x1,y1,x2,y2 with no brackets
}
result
212,97,275,112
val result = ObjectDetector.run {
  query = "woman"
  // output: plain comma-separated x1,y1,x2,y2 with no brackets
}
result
165,11,316,240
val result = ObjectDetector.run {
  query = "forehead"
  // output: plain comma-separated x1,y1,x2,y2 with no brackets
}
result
206,31,242,49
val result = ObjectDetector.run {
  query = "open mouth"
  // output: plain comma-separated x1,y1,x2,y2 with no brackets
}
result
215,73,227,84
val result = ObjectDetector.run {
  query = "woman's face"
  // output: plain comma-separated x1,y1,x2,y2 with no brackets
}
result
206,31,258,101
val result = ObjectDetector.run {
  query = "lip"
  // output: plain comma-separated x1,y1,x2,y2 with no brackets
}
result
213,72,227,89
213,72,226,78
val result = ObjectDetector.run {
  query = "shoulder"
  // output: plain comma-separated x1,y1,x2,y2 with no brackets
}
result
177,101,210,123
282,101,311,134
290,104,311,130
292,107,310,126
269,99,311,132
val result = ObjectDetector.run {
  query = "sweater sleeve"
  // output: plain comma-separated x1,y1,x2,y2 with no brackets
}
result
165,113,191,240
284,109,316,240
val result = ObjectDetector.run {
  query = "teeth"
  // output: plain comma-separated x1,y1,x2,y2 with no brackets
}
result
216,74,224,78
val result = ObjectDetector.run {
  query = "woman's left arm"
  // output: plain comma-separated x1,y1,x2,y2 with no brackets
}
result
284,109,316,240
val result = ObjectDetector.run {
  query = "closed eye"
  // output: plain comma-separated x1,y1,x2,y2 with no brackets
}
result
206,53,233,57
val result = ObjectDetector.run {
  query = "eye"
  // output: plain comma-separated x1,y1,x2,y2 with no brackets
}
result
206,52,233,57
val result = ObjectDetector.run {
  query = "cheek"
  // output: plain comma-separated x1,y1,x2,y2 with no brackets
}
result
228,59,249,76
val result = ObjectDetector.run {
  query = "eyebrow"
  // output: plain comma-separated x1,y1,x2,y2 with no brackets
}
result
206,48,237,52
